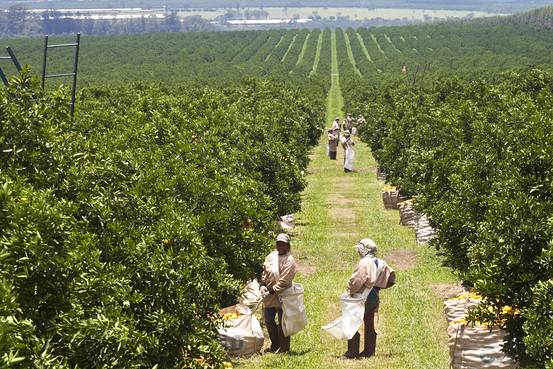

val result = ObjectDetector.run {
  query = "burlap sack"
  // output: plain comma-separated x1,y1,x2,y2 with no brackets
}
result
399,200,420,229
448,324,518,369
416,214,437,244
376,166,387,181
445,294,518,369
218,304,264,357
444,296,481,323
382,188,400,209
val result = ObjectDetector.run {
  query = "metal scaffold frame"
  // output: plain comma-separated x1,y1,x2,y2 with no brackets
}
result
0,47,22,86
42,33,81,117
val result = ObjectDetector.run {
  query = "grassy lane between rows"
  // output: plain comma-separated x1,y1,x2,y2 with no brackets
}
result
236,30,456,369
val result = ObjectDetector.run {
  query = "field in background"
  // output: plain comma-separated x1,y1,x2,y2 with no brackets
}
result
178,7,508,21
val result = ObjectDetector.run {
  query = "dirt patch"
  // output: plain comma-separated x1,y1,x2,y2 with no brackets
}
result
332,194,355,206
384,249,419,271
333,177,355,194
296,262,317,277
328,206,356,224
429,283,464,300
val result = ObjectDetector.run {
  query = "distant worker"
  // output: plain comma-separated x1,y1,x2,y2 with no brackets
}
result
343,113,354,132
260,233,297,354
331,117,341,140
352,114,365,136
341,130,355,173
356,114,366,126
401,65,408,75
328,128,339,160
343,239,396,359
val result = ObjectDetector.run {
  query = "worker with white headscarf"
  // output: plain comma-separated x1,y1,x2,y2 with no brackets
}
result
341,130,355,172
260,233,297,353
343,239,396,359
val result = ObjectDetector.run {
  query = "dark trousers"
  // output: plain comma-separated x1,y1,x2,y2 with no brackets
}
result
264,307,290,353
329,151,337,160
345,293,379,358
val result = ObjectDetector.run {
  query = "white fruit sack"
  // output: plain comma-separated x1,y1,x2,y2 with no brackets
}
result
344,147,355,171
322,288,370,340
279,214,295,230
444,296,481,323
241,279,262,307
416,214,437,244
445,294,517,369
279,283,307,337
218,303,264,357
448,324,518,369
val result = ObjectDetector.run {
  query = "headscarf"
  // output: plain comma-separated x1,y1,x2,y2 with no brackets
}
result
355,238,377,258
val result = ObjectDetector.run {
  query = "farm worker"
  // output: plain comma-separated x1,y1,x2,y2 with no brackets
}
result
343,113,354,132
331,117,341,139
341,130,355,172
356,114,366,127
401,65,408,75
343,239,396,359
260,233,297,353
328,128,339,160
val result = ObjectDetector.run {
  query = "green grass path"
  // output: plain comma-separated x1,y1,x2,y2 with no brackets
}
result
236,30,455,369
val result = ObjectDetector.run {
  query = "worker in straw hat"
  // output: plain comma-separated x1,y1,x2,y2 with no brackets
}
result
260,233,297,353
342,239,396,359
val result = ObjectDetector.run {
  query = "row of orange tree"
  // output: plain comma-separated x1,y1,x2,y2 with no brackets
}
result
0,71,324,368
345,70,553,368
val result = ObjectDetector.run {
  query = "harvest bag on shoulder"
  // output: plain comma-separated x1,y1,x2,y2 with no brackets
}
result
278,283,307,337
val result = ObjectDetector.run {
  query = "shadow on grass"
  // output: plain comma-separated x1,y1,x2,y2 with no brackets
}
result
284,349,312,356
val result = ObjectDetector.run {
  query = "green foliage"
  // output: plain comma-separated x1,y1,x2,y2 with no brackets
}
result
348,69,553,367
0,71,323,367
523,279,553,368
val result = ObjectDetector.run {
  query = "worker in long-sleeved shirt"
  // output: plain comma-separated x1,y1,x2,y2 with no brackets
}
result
343,239,395,359
260,233,297,353
328,128,339,160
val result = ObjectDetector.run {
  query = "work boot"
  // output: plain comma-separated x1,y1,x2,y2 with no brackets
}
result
276,324,290,353
342,332,360,359
359,331,377,358
266,322,280,353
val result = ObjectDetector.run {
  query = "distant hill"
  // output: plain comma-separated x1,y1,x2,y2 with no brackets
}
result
491,5,553,28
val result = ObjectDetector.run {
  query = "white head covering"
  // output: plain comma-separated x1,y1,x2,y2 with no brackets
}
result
355,238,377,258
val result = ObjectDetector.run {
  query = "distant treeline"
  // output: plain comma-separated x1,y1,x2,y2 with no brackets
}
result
489,5,553,28
1,0,551,12
0,7,213,37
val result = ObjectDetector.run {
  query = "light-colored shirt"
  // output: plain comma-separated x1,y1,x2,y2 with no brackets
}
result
261,251,297,308
347,257,394,295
